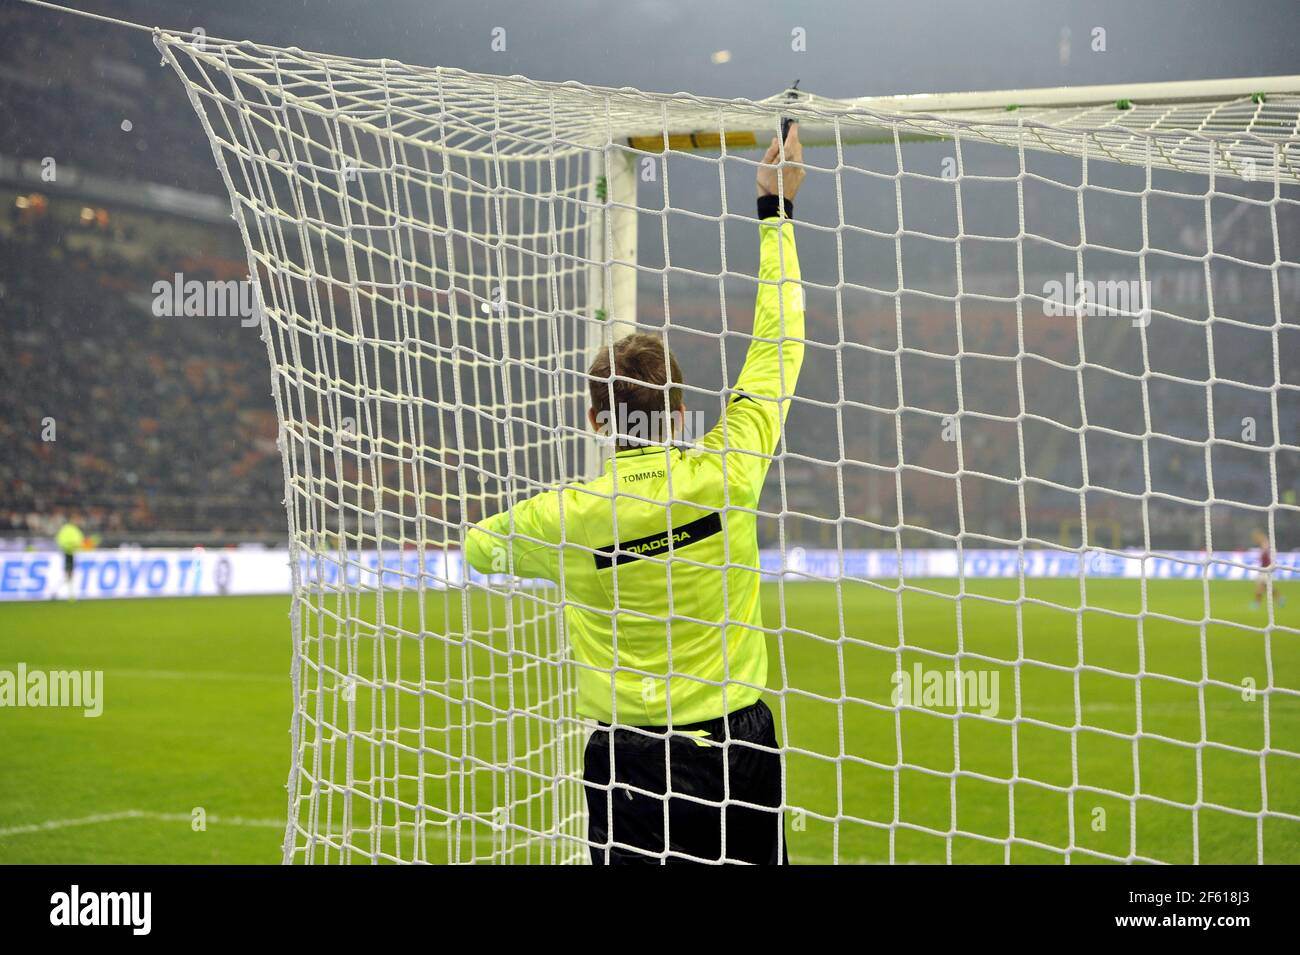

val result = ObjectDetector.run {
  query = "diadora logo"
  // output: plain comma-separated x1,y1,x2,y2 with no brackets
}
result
629,528,698,554
593,512,723,570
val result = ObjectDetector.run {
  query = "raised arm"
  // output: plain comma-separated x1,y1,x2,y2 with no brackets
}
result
464,490,562,581
701,126,807,501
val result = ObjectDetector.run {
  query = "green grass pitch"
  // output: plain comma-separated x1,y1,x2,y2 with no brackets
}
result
1,579,1297,864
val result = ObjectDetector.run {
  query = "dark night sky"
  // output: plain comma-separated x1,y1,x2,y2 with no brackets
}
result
17,0,1300,101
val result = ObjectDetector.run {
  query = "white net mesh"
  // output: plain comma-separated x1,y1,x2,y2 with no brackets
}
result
159,33,1300,864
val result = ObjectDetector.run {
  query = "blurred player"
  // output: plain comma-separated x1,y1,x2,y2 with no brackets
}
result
1250,529,1285,610
53,517,84,601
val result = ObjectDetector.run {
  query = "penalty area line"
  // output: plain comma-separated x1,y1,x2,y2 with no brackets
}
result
2,664,282,684
0,809,284,837
0,812,880,863
0,812,496,845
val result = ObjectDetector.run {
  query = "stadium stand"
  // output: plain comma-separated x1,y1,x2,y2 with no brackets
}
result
0,0,1291,552
0,195,283,539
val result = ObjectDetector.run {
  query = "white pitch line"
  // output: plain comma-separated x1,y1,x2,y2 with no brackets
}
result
0,664,282,684
0,809,283,837
2,812,517,849
102,667,283,683
788,854,883,865
0,813,949,864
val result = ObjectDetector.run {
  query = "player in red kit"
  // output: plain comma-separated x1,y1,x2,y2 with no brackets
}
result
1251,529,1286,610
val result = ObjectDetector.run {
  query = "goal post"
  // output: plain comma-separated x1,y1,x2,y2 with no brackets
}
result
586,148,639,478
157,30,1300,864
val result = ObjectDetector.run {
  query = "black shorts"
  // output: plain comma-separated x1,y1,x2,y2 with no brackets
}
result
63,552,75,576
583,699,788,865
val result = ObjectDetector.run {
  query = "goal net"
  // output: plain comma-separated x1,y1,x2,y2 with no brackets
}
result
158,32,1300,864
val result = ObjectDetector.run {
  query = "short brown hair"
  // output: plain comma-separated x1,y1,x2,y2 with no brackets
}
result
588,333,684,445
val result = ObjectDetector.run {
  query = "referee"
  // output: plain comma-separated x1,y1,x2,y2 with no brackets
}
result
466,126,806,864
54,517,84,601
